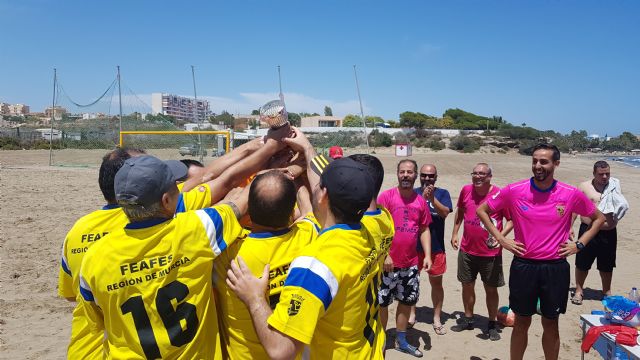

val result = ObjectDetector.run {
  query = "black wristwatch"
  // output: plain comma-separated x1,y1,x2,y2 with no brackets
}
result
575,241,585,251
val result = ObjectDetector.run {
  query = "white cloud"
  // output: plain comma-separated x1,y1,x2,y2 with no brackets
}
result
201,92,371,117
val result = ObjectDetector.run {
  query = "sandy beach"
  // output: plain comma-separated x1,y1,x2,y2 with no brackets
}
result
0,148,637,359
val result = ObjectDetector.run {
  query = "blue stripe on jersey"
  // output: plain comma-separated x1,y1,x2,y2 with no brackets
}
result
319,223,361,235
302,217,321,233
285,267,333,310
248,228,291,238
175,193,186,213
202,207,227,253
80,286,94,302
61,257,72,275
364,209,381,216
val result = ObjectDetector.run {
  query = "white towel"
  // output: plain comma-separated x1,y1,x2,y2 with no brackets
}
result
597,177,629,222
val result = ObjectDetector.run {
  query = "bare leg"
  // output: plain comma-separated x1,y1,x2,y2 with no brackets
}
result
408,305,416,326
462,281,476,318
429,275,444,327
540,316,560,360
380,306,389,330
396,303,411,332
511,314,532,360
599,271,613,297
574,268,588,298
483,283,499,321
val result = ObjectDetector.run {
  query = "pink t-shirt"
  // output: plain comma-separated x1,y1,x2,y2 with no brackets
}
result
457,184,510,257
486,178,596,260
378,187,432,268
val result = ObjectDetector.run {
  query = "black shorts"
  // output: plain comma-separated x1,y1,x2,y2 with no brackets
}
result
509,257,569,319
378,266,420,306
575,223,617,272
457,251,505,288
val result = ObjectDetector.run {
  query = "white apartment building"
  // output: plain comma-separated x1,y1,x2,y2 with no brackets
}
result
0,102,30,116
151,93,210,123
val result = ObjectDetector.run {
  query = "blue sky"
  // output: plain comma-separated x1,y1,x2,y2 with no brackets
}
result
1,0,638,136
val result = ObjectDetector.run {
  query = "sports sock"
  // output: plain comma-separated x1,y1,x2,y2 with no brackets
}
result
396,331,409,347
488,320,497,330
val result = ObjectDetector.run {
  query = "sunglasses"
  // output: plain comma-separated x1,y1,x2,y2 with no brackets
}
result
420,173,436,178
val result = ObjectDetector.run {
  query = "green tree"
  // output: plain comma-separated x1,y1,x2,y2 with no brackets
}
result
287,112,301,127
212,111,235,128
251,109,260,115
324,106,333,116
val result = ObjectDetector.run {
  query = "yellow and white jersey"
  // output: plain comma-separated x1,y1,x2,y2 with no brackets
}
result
61,184,213,359
214,213,320,360
268,223,388,360
77,204,242,360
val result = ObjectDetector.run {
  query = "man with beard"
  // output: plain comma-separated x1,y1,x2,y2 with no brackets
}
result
412,164,452,335
477,144,605,360
572,160,629,303
377,159,432,357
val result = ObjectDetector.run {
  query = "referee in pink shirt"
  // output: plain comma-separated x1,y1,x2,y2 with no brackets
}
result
477,144,605,360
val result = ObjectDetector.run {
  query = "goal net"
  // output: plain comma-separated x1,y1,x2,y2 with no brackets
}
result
119,130,231,164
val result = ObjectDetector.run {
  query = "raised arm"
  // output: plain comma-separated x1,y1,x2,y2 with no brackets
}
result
181,137,265,192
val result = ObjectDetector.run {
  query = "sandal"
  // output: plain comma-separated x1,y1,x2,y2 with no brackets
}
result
433,324,447,335
395,343,423,358
571,293,583,305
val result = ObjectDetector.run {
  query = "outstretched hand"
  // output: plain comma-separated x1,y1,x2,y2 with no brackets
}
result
226,256,269,306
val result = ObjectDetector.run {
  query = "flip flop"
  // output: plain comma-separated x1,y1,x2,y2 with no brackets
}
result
433,324,447,335
395,343,423,358
571,293,583,305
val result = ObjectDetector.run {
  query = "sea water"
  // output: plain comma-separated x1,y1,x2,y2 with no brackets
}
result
609,156,640,168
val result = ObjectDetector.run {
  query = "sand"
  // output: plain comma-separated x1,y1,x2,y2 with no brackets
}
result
0,148,637,359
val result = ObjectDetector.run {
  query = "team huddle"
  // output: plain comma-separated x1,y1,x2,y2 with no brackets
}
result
59,120,626,360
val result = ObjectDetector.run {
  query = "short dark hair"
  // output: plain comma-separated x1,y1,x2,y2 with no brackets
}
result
99,147,146,202
532,143,560,161
180,159,204,168
397,159,418,172
248,170,296,229
593,160,609,172
348,154,384,197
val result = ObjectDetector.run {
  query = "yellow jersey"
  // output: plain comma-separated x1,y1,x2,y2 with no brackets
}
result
76,204,236,360
214,214,320,360
61,185,212,359
361,207,395,257
268,223,389,359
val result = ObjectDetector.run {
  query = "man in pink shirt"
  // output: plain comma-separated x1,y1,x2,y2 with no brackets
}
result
451,163,512,341
477,144,605,360
378,159,432,358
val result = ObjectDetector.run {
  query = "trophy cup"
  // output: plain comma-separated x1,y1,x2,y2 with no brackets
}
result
259,99,289,129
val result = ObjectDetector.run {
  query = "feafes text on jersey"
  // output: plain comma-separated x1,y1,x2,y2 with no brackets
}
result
120,255,174,275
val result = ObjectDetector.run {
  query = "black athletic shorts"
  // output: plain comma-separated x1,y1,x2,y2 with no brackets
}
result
509,257,569,319
575,223,617,272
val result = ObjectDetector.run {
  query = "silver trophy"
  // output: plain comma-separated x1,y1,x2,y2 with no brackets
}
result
480,217,500,249
260,99,289,129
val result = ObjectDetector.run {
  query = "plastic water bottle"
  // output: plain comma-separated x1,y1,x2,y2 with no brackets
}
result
629,287,639,303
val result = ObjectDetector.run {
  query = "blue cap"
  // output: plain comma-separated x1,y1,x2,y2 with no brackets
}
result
115,155,187,207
